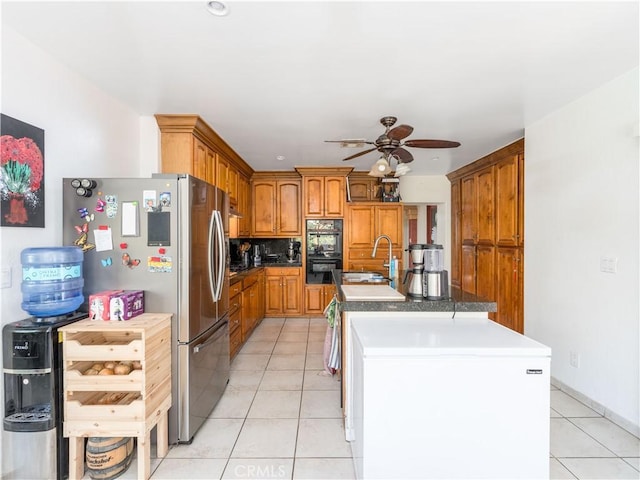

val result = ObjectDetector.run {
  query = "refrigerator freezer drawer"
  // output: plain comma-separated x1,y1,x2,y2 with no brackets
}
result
177,319,230,443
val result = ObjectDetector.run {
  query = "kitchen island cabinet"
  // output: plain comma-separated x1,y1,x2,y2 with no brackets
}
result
332,269,498,459
349,316,550,479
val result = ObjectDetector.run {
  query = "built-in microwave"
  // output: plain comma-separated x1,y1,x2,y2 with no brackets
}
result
306,219,343,284
306,219,343,256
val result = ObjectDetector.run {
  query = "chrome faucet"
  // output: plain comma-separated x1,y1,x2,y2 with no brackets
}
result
372,234,393,278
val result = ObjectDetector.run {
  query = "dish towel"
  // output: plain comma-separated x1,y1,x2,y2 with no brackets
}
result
322,294,340,374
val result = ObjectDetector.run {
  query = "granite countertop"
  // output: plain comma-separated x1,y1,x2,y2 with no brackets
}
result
332,269,497,313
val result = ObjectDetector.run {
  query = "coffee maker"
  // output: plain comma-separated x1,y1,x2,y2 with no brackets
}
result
423,244,449,300
404,244,427,297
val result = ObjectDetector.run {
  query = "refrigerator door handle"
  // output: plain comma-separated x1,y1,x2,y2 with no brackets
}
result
214,210,225,302
207,210,217,302
193,321,227,353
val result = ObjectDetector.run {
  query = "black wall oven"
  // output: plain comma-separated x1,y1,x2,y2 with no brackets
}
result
306,219,343,284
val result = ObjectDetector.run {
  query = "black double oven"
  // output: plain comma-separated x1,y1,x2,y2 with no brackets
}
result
306,219,343,284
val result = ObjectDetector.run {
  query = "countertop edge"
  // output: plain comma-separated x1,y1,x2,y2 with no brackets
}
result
332,269,497,313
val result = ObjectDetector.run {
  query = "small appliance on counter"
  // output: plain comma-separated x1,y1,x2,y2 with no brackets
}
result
404,244,427,297
286,240,301,263
423,244,449,300
253,244,262,266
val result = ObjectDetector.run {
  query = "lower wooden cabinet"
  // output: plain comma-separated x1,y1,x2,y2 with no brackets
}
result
242,274,260,339
304,284,336,316
265,267,302,316
229,269,265,359
495,247,523,333
229,280,243,359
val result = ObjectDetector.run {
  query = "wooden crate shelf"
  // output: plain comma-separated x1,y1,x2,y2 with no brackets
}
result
61,313,172,480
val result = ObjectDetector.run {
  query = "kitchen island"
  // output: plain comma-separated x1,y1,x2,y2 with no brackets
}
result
332,270,551,479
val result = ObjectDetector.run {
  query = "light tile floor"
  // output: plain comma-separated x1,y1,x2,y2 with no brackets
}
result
108,316,639,480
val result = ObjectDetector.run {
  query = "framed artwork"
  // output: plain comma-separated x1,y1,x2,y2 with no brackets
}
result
0,114,45,227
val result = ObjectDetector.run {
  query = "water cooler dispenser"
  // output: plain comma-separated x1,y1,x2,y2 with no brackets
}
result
2,247,87,479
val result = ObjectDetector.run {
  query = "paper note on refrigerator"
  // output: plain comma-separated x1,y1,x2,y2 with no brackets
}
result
121,201,139,236
93,228,113,252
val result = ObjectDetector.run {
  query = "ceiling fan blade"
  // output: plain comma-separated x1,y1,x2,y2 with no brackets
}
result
342,147,378,161
387,124,413,141
404,139,461,148
391,148,414,163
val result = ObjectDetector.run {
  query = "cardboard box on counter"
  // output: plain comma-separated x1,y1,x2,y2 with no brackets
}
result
89,290,123,320
110,290,145,321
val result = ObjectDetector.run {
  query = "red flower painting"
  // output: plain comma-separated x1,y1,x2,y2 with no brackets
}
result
0,115,45,227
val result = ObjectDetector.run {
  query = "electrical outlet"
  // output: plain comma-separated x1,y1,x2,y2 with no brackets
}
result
1,267,11,289
600,256,618,273
569,351,580,368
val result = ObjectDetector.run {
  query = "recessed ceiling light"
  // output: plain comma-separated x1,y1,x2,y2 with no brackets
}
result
432,156,440,162
276,155,285,161
206,1,229,16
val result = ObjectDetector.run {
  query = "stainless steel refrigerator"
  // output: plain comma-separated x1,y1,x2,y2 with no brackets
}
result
62,174,230,444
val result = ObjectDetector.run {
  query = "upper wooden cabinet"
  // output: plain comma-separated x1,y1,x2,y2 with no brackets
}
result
495,153,523,247
348,172,380,202
296,167,353,218
450,179,462,288
447,138,524,333
346,203,403,273
155,114,254,192
251,173,302,237
461,165,495,245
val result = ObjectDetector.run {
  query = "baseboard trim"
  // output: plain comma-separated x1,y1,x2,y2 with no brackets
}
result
551,376,639,438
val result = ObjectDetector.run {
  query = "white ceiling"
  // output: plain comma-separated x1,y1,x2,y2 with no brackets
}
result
2,1,638,175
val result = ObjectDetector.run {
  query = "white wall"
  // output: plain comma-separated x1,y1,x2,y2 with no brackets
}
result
524,68,639,433
0,27,145,470
399,175,452,272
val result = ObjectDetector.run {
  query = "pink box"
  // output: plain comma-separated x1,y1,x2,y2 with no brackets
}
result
109,290,145,321
88,290,123,320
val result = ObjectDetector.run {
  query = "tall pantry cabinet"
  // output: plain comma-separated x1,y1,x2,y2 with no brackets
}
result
447,139,524,333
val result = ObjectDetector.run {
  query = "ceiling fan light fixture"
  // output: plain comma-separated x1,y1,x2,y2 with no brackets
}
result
394,163,411,177
367,167,385,177
373,157,391,174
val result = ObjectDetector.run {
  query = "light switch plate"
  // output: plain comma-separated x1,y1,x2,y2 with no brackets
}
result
1,267,12,288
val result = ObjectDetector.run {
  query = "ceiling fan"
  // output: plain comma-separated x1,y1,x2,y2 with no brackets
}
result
325,116,461,163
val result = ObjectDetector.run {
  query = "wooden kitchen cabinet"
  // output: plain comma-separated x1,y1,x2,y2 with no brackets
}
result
305,284,336,316
230,173,251,238
155,114,254,194
345,203,403,273
303,176,345,217
265,267,302,316
450,179,462,287
448,138,524,332
237,174,251,236
495,153,523,247
461,166,495,246
229,280,243,359
242,274,260,340
348,172,380,201
251,174,302,237
495,247,523,333
296,167,353,218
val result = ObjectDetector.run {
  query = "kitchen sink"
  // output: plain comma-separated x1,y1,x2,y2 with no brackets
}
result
341,271,388,283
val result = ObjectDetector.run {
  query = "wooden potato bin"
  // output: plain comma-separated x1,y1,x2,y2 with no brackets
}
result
61,313,172,480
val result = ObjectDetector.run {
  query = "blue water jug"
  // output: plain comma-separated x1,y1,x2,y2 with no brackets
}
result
21,247,84,317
